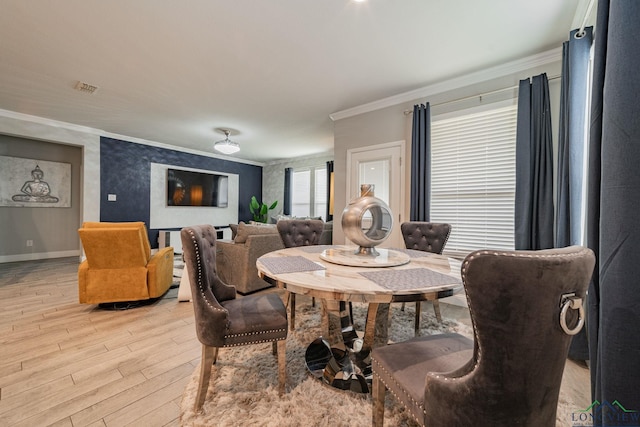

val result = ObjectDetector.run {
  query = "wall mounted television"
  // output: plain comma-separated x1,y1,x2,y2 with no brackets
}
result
167,168,229,207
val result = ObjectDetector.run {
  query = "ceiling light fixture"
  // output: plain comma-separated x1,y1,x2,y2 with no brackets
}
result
213,130,240,155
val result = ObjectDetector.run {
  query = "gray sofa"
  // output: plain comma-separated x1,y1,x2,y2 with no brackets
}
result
215,222,285,294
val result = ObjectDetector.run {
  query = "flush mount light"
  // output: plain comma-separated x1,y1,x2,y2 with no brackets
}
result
214,130,240,155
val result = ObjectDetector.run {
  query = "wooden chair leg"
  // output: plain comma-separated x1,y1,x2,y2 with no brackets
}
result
372,374,386,427
194,345,217,412
400,302,406,311
312,296,316,307
432,300,442,322
290,293,296,330
414,301,422,336
349,301,354,324
276,339,287,395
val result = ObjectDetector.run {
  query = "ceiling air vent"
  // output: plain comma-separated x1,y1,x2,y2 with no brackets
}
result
74,81,99,94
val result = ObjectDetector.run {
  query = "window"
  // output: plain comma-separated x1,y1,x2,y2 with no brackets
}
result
291,170,310,217
291,166,327,219
430,104,517,257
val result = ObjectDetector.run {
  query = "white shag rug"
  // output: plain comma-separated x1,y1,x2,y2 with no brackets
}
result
180,302,581,426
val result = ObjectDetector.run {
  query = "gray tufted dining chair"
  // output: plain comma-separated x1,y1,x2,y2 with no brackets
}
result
181,225,288,412
276,219,325,330
372,245,595,427
400,222,452,333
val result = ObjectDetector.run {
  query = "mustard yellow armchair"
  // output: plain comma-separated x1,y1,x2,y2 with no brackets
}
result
78,222,174,304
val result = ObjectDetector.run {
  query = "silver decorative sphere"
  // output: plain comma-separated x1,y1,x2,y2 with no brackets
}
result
341,187,393,256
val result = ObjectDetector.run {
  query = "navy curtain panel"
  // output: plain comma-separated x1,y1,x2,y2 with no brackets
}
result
556,27,592,248
410,103,431,221
514,74,554,250
556,27,593,362
588,0,640,422
283,167,292,215
325,160,334,221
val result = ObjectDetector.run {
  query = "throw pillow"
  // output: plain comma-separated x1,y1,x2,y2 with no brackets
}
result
229,223,238,240
234,221,278,244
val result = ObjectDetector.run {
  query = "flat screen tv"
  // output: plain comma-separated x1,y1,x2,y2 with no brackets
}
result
167,168,228,207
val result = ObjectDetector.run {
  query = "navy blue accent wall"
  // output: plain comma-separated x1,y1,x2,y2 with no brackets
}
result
100,137,262,247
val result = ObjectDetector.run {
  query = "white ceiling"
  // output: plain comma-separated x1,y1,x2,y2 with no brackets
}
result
0,0,584,163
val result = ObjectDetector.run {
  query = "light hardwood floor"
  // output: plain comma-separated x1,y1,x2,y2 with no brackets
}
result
0,257,591,426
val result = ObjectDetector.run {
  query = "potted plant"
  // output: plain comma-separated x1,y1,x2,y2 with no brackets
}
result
249,196,278,223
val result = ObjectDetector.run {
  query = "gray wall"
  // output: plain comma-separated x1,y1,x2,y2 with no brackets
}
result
0,135,82,259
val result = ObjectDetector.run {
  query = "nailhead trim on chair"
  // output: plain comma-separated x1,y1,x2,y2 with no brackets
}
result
429,247,594,385
224,334,287,348
186,229,232,334
374,246,592,426
226,329,288,339
372,358,425,425
187,228,289,344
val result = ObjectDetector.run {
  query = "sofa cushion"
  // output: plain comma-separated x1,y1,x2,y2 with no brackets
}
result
234,221,278,243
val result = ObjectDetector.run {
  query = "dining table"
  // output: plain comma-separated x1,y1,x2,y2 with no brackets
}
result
257,244,465,392
256,244,463,352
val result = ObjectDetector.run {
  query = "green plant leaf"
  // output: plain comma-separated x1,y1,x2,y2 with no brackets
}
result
248,196,278,223
249,196,260,212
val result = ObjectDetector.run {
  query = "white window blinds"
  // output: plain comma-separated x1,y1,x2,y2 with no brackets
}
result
314,168,327,218
430,104,517,257
292,170,310,217
291,166,328,219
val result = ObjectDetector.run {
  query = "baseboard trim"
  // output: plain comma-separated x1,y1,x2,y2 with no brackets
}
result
0,250,80,264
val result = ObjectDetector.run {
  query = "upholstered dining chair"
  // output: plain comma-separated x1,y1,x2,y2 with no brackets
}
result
400,221,452,333
276,219,325,330
180,225,288,412
371,245,595,427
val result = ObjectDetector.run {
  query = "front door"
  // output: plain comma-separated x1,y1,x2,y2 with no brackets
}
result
346,141,405,248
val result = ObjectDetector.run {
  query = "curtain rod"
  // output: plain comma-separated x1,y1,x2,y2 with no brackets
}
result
578,0,596,37
403,74,561,115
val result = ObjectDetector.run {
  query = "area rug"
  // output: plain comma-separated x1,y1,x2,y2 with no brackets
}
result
180,302,581,426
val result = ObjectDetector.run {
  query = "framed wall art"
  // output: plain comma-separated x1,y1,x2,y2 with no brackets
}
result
0,156,71,207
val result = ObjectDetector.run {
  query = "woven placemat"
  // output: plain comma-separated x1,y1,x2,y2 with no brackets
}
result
299,245,333,253
389,248,430,258
259,256,326,274
359,267,460,291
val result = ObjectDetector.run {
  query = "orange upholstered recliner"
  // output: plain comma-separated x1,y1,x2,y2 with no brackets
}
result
78,222,174,304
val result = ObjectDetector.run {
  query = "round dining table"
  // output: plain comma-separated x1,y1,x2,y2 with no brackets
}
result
257,244,463,352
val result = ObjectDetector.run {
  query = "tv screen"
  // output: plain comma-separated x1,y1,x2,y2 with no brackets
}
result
167,168,228,207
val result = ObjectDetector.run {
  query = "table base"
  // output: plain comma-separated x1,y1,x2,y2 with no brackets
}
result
305,300,391,393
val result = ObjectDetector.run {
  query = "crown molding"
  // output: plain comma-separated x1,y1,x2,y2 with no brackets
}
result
0,108,102,135
329,47,562,121
264,151,334,166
